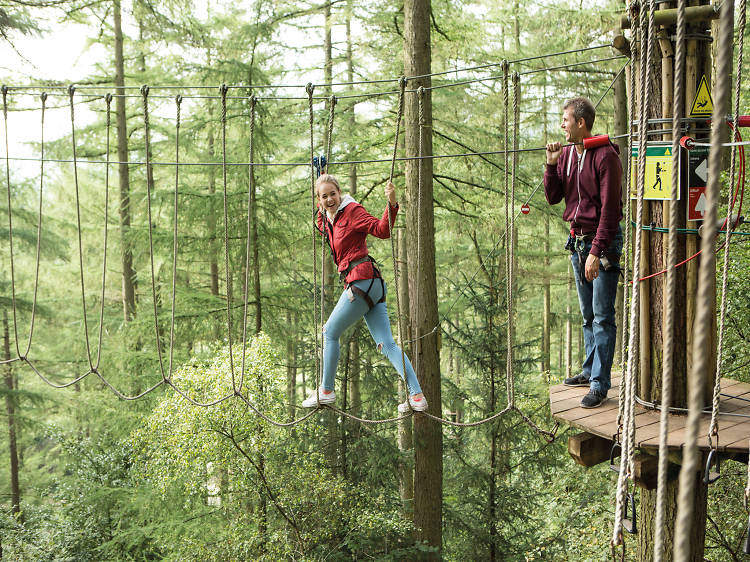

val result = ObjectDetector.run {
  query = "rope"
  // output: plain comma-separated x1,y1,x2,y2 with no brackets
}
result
69,85,96,370
710,0,746,451
2,84,23,361
93,94,112,371
654,1,686,558
503,61,513,408
510,71,520,407
167,95,182,383
6,44,615,93
414,86,426,391
306,83,321,403
613,0,651,547
238,94,258,394
21,92,47,361
325,95,336,171
674,1,734,558
385,77,409,405
141,85,169,382
218,84,238,392
1,140,640,168
618,27,636,433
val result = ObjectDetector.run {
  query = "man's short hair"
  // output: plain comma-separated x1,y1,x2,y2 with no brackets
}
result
563,97,596,131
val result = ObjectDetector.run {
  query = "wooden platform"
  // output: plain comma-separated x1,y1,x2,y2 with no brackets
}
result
550,376,750,454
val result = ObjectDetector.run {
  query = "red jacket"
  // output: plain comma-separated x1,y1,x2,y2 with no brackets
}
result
544,141,623,258
316,195,399,284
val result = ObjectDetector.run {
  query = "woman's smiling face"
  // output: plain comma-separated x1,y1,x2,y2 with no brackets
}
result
317,181,341,214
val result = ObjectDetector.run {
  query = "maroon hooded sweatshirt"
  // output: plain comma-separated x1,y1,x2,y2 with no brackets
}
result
543,140,623,258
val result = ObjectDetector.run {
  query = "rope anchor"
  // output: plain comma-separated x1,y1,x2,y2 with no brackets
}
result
703,447,721,484
623,490,637,534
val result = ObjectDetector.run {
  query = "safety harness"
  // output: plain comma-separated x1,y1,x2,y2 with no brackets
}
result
565,228,619,280
318,212,386,310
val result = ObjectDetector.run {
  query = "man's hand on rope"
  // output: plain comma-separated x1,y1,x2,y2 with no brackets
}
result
385,181,398,206
546,142,562,165
585,253,600,281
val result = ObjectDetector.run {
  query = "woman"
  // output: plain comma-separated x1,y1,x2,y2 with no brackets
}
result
301,174,427,413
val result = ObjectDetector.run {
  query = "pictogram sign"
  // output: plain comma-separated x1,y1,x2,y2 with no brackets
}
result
690,75,713,117
521,203,530,215
630,142,675,201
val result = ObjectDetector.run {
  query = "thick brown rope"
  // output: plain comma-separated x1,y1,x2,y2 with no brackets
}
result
93,93,112,372
306,83,321,403
167,95,182,382
69,85,95,370
613,0,651,545
710,0,746,449
674,1,734,558
654,0,686,558
218,84,238,392
385,77,410,405
238,94,257,394
141,85,171,383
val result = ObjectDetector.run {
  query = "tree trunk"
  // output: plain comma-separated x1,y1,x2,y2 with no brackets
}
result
114,0,136,322
404,0,442,554
3,310,20,519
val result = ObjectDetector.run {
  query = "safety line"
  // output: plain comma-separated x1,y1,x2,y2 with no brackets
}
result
5,43,614,93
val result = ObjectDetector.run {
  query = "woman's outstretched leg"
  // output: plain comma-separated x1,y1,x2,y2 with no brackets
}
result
364,301,423,396
302,284,368,407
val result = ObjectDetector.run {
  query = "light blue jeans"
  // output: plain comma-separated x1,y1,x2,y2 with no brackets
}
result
322,278,423,396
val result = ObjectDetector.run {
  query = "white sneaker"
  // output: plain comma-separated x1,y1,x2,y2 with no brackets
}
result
301,387,336,408
398,395,428,413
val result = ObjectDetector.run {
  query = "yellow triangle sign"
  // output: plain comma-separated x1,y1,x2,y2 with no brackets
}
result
665,148,671,155
690,75,713,117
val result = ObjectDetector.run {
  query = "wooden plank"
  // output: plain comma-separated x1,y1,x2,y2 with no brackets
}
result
568,433,615,467
549,376,750,454
636,413,687,449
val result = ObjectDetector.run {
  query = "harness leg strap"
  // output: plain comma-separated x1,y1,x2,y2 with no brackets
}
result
349,285,386,310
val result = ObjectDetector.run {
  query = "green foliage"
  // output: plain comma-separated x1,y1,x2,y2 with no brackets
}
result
131,334,422,560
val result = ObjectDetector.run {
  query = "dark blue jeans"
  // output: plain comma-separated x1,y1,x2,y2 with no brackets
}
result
569,226,622,395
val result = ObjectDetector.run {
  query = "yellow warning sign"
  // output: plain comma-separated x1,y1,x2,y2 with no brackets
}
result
690,75,713,117
629,144,674,201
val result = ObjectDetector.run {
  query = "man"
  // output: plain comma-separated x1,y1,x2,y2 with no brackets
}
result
544,97,623,408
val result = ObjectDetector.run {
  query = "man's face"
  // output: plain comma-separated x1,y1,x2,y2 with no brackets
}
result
561,107,585,144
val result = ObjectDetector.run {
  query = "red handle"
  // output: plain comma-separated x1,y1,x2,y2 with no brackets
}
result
582,134,610,149
737,115,750,127
680,135,695,150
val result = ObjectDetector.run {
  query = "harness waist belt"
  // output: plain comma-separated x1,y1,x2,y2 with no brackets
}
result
340,255,375,282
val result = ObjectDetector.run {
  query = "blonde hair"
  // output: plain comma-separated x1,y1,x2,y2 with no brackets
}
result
315,174,341,194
